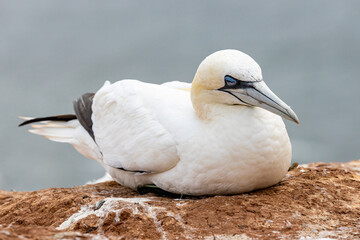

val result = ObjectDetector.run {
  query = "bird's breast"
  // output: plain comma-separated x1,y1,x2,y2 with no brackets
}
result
152,106,292,195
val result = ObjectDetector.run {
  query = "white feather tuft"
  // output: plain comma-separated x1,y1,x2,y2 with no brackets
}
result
26,119,102,162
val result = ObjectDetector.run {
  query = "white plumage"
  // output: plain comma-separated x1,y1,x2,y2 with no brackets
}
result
22,50,299,195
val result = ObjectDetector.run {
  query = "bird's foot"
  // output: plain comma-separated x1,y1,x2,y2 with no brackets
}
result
137,184,186,198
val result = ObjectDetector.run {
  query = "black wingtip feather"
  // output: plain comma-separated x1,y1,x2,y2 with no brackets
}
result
73,93,95,140
18,114,77,127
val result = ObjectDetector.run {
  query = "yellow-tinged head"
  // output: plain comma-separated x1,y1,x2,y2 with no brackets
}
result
191,49,299,124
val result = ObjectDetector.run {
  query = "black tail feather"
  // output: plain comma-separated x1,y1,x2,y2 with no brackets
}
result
18,114,77,127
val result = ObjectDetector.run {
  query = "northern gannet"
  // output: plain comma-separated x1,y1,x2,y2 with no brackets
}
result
19,50,299,196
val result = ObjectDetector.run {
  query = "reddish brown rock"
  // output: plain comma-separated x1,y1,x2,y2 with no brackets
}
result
0,161,359,240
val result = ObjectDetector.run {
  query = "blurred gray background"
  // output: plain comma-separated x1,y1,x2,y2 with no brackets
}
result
1,1,359,191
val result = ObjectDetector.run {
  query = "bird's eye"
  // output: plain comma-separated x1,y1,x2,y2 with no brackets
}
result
224,75,237,87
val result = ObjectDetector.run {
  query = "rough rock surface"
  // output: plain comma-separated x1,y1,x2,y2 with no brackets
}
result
0,161,359,240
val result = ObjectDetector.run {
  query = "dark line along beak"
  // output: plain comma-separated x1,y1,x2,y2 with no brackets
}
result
224,81,300,124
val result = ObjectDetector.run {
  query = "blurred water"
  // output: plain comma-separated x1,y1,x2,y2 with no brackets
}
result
1,1,359,191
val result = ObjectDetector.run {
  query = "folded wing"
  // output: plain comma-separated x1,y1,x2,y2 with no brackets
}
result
92,80,182,173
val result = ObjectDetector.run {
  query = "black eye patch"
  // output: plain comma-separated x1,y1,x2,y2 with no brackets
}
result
220,75,254,90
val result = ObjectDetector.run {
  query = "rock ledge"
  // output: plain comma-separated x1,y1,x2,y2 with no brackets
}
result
1,161,359,240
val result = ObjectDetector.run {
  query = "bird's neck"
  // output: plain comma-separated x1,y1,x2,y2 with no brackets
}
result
191,90,232,121
191,82,211,120
191,73,232,120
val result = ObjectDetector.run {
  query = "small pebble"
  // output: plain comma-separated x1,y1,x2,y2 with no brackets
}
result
86,226,98,233
95,199,106,210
